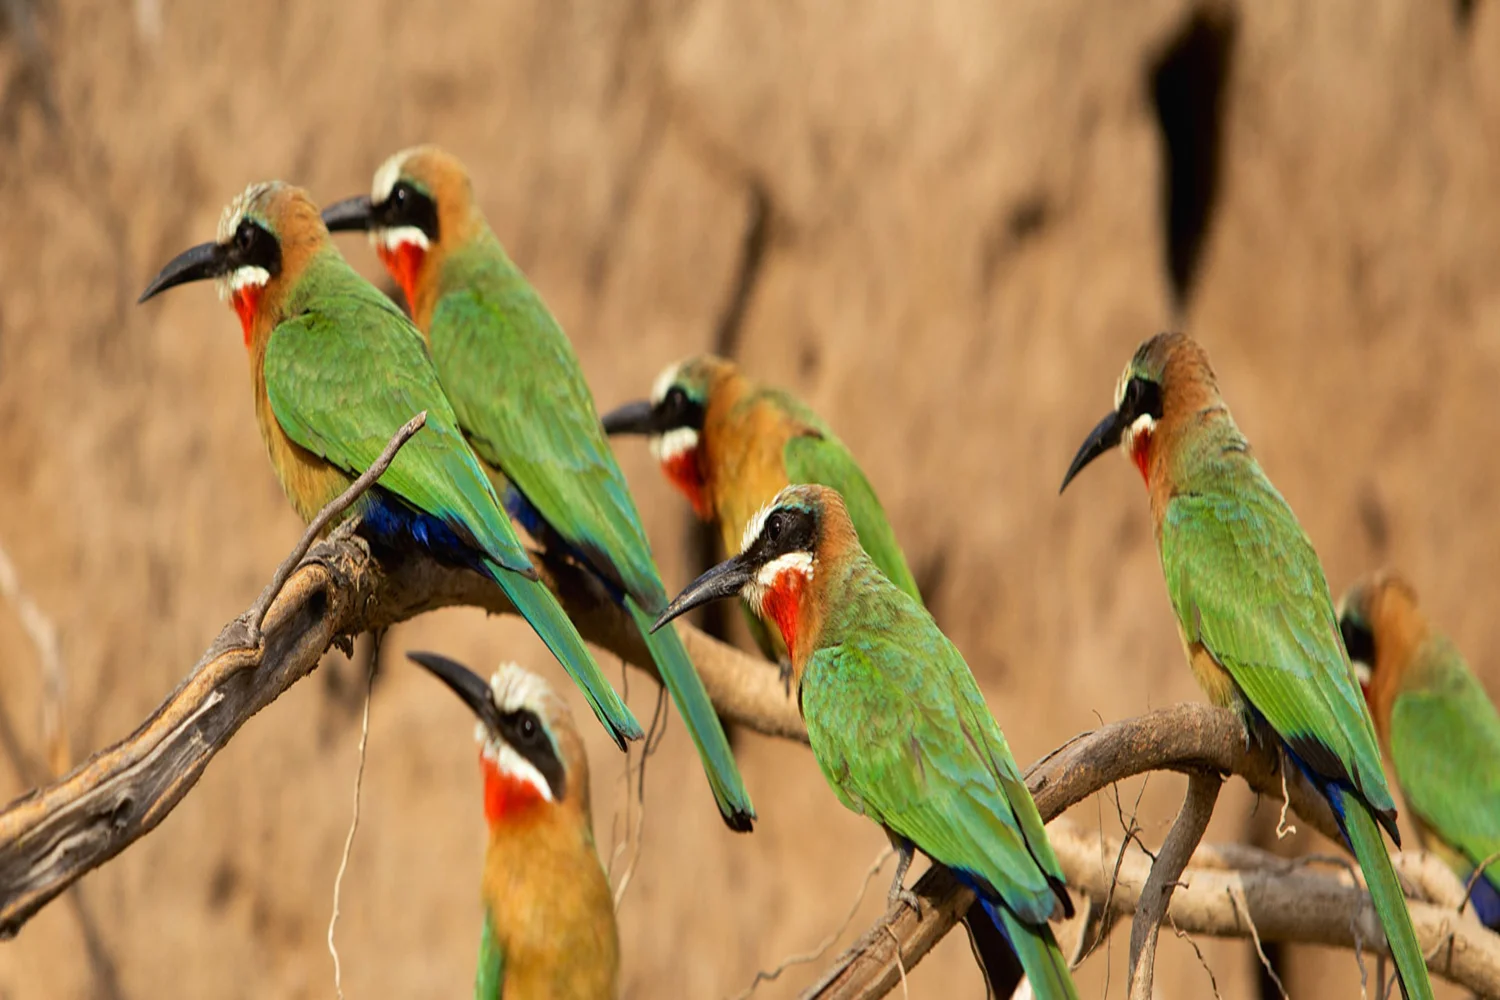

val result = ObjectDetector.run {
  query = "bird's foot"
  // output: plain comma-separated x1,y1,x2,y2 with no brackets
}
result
888,885,922,916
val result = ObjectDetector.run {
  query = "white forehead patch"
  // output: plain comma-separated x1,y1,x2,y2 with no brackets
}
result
373,224,431,254
741,498,776,555
1112,367,1132,410
651,362,683,405
372,150,415,203
488,662,552,715
216,181,277,244
652,426,699,464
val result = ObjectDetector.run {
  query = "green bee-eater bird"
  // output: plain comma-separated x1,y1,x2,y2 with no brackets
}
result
652,484,1080,999
407,651,619,1000
1059,331,1434,999
320,147,752,830
1338,570,1500,928
137,181,640,748
600,355,920,667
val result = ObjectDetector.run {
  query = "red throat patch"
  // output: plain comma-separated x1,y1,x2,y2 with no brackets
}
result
761,569,806,655
1130,428,1152,483
231,286,262,348
662,448,710,519
377,241,426,309
480,752,545,825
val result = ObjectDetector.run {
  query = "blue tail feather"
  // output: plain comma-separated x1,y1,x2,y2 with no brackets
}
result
359,489,493,577
953,871,1078,1000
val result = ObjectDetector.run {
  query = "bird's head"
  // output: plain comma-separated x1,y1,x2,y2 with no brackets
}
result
600,356,732,519
1059,331,1219,493
1336,570,1425,713
139,181,326,347
653,484,848,664
406,651,588,828
322,145,477,311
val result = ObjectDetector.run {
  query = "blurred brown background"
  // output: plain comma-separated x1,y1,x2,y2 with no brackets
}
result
1,0,1498,996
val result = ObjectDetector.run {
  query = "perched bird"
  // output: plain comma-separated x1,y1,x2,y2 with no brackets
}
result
407,651,618,999
1338,571,1500,928
652,484,1079,999
320,147,752,831
137,182,640,748
601,355,919,664
1059,331,1433,999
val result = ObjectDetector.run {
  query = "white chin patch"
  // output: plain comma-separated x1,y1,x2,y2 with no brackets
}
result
374,225,430,253
743,551,814,612
218,265,270,301
1350,659,1372,686
652,426,698,464
477,734,554,803
1121,412,1156,453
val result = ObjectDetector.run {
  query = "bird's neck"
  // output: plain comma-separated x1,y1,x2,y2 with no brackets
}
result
1146,401,1251,525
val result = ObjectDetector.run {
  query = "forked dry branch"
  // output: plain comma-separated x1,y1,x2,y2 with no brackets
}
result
0,424,1496,999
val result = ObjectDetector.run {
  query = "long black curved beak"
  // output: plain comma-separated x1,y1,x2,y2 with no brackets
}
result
600,399,662,436
1059,410,1125,494
652,555,754,633
322,195,375,233
138,242,226,304
406,651,504,734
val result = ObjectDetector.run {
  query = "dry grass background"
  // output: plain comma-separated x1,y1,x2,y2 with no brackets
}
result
0,0,1497,996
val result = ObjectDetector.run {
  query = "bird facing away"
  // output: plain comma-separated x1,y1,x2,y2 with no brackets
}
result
137,182,640,748
321,148,752,831
407,652,619,1000
1059,331,1434,999
1338,570,1500,928
652,484,1080,999
601,354,920,663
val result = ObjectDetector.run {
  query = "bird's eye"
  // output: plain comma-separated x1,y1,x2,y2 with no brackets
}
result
764,511,786,543
663,386,687,413
390,183,410,208
235,220,257,253
517,714,538,743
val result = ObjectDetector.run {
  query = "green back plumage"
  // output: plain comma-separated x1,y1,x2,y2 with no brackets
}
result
430,237,664,608
782,428,920,602
1159,433,1393,819
804,553,1065,923
265,249,533,576
1389,637,1500,897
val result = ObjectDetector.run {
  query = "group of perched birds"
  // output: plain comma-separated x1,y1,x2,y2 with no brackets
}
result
136,145,1498,999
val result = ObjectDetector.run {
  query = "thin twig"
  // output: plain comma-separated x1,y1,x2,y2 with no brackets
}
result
730,846,894,1000
612,684,666,910
0,540,68,777
1232,883,1288,999
1168,915,1222,1000
1459,850,1500,920
248,411,428,643
1276,766,1297,839
880,925,908,1000
1128,770,1221,999
328,631,379,999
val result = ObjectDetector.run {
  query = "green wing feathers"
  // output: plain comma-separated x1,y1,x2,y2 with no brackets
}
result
1160,490,1393,816
429,278,665,609
1338,790,1435,1000
625,599,754,827
1388,657,1500,897
262,263,532,575
476,911,504,1000
784,432,921,602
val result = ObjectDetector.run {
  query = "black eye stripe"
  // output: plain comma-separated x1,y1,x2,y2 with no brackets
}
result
377,181,440,242
656,385,706,431
225,220,282,280
498,708,566,801
1340,617,1376,670
754,506,817,561
1121,376,1163,423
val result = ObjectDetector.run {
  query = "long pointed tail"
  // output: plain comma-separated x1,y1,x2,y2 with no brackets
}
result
488,561,643,748
985,900,1079,1000
1333,787,1435,1000
626,598,755,831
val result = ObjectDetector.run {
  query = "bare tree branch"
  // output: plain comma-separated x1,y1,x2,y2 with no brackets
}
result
1128,770,1221,999
1047,824,1500,997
